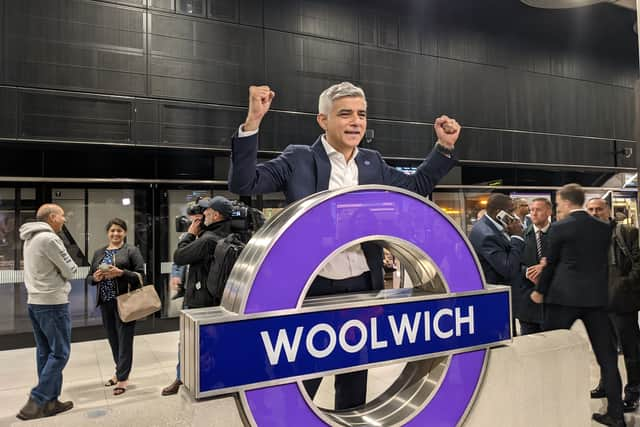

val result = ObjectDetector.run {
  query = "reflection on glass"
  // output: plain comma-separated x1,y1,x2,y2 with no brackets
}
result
613,192,638,227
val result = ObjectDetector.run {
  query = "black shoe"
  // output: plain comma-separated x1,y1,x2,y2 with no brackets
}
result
16,397,45,420
591,386,606,399
592,412,626,427
623,398,639,412
171,286,185,300
161,379,182,396
44,399,74,416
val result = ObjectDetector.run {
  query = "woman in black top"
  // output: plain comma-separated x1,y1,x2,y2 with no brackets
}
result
88,218,145,396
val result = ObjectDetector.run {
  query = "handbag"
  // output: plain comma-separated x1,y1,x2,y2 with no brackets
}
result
117,272,161,322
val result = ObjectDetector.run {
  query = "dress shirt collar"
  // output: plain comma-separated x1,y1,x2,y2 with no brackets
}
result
485,214,505,232
533,223,550,234
321,135,358,162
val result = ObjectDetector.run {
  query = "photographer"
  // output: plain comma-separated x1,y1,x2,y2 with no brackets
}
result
161,196,233,396
169,202,206,300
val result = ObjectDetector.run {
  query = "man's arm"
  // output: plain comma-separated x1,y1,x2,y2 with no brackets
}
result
380,148,456,197
174,234,214,267
228,134,297,195
47,236,78,280
379,115,460,196
478,234,526,283
228,85,298,196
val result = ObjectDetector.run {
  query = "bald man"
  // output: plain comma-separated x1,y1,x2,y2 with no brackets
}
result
17,204,77,420
587,198,640,413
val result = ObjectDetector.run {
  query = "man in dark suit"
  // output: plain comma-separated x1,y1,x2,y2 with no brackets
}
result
530,184,624,427
469,193,525,331
517,197,551,335
228,82,460,410
587,198,640,413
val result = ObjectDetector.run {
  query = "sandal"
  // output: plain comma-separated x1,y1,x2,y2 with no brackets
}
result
113,387,126,396
104,378,117,387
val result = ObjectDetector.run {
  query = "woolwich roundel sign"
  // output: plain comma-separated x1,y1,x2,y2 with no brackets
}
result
180,185,512,427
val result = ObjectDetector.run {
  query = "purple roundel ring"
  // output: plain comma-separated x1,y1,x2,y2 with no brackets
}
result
224,186,489,426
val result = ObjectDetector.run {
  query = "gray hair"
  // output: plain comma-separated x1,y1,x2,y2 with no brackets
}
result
318,82,366,115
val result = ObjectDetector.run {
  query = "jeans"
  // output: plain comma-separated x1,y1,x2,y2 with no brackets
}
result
176,304,189,381
176,342,181,380
28,304,71,406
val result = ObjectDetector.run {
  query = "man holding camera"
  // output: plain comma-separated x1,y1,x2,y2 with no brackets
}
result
161,196,233,396
169,202,207,300
469,193,525,331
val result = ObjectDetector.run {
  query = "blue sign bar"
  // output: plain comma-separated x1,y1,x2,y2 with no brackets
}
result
199,291,510,394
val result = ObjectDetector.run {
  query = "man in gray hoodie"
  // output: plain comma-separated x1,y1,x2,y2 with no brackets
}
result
17,204,78,420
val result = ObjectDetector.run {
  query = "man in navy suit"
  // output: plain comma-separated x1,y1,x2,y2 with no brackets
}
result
228,82,460,410
469,193,525,331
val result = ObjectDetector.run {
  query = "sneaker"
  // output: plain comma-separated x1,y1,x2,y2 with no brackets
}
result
44,399,74,416
162,379,182,396
16,397,45,420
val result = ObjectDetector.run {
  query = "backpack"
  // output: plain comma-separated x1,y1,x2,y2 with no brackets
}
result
206,233,246,304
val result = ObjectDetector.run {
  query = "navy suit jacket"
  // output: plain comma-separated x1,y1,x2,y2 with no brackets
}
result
228,132,456,290
469,215,525,315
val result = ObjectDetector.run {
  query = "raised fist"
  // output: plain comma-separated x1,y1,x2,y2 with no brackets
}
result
434,115,461,150
244,85,275,132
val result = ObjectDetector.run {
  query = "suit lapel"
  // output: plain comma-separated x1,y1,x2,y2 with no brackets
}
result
482,216,510,246
311,138,331,192
355,149,376,185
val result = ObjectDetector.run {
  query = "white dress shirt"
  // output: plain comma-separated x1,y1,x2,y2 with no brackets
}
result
532,223,550,234
316,136,370,280
237,125,370,280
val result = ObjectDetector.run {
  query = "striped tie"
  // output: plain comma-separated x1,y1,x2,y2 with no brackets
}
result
536,230,543,260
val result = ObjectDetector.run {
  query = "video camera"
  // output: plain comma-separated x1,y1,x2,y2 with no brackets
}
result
175,199,265,241
175,199,207,233
229,201,265,243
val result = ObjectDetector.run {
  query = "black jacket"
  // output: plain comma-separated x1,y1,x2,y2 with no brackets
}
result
88,243,146,306
537,211,611,307
608,221,640,313
174,220,231,309
518,225,548,323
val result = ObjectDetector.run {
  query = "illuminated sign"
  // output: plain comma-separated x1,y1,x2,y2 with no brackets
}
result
181,186,511,426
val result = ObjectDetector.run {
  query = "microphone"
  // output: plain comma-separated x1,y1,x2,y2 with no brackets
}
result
365,129,375,144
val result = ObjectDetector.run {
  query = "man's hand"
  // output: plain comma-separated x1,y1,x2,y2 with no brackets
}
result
169,277,182,291
525,264,544,284
530,290,544,304
243,85,275,132
93,270,104,282
434,115,461,150
187,217,202,236
505,219,524,237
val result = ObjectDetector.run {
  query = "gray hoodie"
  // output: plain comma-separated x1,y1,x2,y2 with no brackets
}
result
19,222,78,305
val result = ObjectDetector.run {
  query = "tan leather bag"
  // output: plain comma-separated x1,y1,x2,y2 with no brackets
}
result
117,272,161,322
